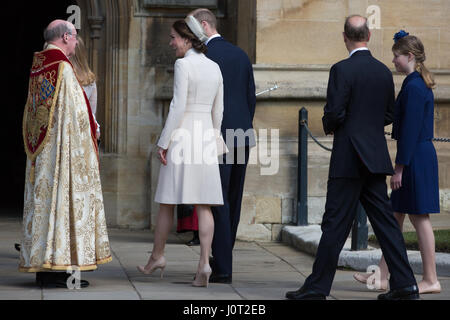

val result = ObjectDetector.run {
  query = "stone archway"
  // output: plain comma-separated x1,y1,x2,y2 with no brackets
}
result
75,0,130,154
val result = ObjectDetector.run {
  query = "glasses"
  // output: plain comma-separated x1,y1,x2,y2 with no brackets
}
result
64,33,79,40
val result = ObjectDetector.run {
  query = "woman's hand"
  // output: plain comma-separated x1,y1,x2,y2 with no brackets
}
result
157,147,168,166
390,164,404,191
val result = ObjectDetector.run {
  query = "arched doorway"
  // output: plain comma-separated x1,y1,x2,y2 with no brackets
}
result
2,0,130,221
2,1,77,217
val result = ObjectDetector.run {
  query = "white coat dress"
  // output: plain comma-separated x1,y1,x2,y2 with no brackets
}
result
154,48,225,205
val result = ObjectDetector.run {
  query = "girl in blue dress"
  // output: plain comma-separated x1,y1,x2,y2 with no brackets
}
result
354,31,441,294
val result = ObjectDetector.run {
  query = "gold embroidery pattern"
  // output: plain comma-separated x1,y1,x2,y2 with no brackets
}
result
19,61,112,273
32,52,46,70
23,63,64,163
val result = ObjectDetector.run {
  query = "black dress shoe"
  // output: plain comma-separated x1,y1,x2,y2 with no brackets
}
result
36,272,89,288
209,256,216,271
186,237,200,246
15,243,21,252
285,286,326,300
377,285,419,300
209,273,232,284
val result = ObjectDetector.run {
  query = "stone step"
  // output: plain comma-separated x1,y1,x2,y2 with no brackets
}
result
282,224,450,277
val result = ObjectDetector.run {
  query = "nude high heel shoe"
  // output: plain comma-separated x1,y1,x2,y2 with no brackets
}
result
353,272,371,284
353,272,388,291
192,265,212,288
137,256,166,279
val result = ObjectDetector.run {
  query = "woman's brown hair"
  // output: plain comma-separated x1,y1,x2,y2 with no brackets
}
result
172,20,207,54
70,36,96,86
392,35,435,89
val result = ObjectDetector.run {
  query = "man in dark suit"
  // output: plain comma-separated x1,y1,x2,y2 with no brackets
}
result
189,8,256,284
285,15,419,300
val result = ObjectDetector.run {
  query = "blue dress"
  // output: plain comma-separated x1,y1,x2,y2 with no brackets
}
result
390,71,440,214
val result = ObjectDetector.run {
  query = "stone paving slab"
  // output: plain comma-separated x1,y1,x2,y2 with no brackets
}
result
0,218,449,301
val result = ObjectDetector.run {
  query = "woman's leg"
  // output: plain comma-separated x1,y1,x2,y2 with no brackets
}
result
408,214,440,293
195,205,215,269
377,212,406,279
146,204,175,266
355,212,406,288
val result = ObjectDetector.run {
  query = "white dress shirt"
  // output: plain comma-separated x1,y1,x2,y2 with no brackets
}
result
205,34,221,46
349,47,369,57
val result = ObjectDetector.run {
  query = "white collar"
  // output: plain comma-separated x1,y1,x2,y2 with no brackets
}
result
45,43,69,58
349,47,369,57
205,34,221,45
184,48,199,57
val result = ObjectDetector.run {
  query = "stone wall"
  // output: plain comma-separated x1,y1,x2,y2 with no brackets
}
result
256,0,450,68
236,65,450,241
98,0,250,229
94,0,450,242
234,0,450,241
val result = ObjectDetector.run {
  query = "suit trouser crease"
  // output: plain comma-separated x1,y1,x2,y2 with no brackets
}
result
211,147,250,275
304,172,416,296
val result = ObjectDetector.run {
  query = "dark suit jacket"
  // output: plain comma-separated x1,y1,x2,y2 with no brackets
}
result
322,50,395,178
206,37,256,148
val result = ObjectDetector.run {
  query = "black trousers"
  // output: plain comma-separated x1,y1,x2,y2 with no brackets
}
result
303,166,417,296
211,147,250,275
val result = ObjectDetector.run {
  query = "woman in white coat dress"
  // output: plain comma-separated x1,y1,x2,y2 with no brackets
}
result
137,19,225,288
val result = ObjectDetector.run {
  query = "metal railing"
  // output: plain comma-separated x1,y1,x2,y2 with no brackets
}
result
297,107,449,251
384,131,450,143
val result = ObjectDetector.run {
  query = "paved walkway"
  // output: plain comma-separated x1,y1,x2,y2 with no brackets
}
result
0,217,449,300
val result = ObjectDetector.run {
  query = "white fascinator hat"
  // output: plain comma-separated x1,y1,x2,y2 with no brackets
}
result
185,15,209,43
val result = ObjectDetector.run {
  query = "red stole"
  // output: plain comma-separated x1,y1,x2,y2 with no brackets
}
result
23,47,99,183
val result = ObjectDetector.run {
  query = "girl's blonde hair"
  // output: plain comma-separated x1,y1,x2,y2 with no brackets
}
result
70,36,96,86
392,35,435,89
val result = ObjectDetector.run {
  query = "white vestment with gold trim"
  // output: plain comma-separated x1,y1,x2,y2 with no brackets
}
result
19,44,112,272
